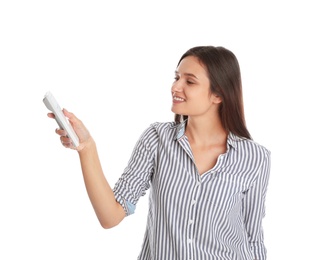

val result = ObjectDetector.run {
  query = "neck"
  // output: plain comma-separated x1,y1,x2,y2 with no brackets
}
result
185,115,228,146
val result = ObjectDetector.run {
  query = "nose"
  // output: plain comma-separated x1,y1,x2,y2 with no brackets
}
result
171,79,183,94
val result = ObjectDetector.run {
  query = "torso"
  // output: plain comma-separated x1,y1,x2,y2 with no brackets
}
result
119,121,270,259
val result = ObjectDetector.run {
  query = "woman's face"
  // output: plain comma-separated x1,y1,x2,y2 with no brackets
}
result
171,55,220,118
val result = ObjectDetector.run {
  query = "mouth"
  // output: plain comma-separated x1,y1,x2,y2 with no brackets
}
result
173,96,185,102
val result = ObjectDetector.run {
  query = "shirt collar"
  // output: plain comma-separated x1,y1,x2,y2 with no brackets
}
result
174,120,188,140
227,132,243,150
174,120,243,150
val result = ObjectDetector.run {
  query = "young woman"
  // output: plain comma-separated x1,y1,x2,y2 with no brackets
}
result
48,46,271,260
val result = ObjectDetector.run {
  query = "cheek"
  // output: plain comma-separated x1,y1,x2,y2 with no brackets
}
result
188,89,212,101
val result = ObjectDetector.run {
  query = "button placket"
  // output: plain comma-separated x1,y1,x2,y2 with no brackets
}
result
187,179,201,260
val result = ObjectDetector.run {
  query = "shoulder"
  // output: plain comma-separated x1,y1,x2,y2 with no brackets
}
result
230,133,270,157
229,135,271,182
142,121,178,136
149,122,178,131
239,139,271,175
243,138,270,157
138,121,177,142
230,134,271,168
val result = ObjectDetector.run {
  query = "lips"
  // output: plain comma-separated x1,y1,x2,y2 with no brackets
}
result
173,96,185,102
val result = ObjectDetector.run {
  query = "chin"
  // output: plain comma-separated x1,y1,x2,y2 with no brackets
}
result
171,108,181,114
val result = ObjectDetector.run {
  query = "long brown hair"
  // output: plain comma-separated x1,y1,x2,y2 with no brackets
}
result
174,46,252,140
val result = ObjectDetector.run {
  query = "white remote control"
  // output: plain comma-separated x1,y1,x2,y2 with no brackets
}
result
43,91,80,147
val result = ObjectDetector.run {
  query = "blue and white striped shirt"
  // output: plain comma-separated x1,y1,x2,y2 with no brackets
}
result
113,120,271,260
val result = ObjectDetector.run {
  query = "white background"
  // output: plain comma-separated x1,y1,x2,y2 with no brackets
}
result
1,0,319,259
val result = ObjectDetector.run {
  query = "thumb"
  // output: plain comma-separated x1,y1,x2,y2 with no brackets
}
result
62,108,77,122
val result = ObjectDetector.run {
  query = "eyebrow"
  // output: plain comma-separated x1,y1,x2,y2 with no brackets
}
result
174,70,199,79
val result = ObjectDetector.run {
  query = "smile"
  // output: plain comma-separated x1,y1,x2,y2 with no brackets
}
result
173,96,185,101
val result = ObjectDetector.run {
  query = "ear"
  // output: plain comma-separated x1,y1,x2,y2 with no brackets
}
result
210,93,222,104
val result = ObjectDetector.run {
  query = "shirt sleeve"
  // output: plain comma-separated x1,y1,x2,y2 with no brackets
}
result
242,149,271,260
113,123,159,216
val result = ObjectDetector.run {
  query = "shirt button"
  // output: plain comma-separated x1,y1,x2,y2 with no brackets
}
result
188,239,192,244
191,200,196,205
189,219,194,224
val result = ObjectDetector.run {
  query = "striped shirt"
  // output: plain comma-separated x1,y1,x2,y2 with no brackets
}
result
113,120,271,260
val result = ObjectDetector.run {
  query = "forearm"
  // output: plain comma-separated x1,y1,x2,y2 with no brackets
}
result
78,138,125,229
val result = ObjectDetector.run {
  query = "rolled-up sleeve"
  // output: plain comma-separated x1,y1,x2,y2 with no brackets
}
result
113,124,159,216
242,150,271,260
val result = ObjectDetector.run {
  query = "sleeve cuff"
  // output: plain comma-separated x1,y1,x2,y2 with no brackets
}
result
115,193,136,216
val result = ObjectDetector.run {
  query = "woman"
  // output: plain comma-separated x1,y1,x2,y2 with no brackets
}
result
48,46,271,259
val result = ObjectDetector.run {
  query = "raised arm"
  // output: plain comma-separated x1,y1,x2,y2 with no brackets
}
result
48,109,125,229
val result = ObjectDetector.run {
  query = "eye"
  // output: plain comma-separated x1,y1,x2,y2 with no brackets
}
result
187,80,195,85
174,75,180,81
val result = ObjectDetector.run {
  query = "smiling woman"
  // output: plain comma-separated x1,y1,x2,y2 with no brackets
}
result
173,46,251,140
48,45,271,260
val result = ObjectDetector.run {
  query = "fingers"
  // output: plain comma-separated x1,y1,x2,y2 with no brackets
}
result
57,130,75,148
55,128,67,137
47,113,55,119
60,135,73,148
50,109,88,150
48,109,80,150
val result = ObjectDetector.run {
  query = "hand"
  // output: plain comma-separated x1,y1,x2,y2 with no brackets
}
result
47,108,93,151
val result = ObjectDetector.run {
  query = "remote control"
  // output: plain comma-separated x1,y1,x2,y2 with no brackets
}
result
43,91,80,147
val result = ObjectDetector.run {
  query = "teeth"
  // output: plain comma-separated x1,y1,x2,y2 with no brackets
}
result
173,96,184,101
